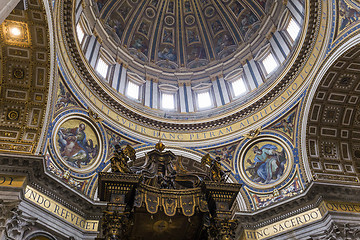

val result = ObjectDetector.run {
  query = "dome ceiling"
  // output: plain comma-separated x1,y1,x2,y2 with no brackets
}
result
63,0,311,130
97,0,273,71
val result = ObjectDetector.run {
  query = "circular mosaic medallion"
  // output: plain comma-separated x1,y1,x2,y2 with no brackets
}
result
164,15,175,26
184,15,195,26
7,110,19,120
146,8,156,18
204,6,215,18
13,68,25,79
239,136,293,189
53,115,102,172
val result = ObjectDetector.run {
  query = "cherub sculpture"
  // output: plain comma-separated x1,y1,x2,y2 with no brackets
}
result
110,144,136,173
201,154,229,182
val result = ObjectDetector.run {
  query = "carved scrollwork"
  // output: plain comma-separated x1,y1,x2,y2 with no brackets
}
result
310,222,360,240
208,218,238,240
101,211,131,240
4,207,36,240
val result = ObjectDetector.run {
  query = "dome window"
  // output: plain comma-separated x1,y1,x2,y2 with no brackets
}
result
231,78,247,97
262,53,278,75
126,80,140,100
197,91,212,109
95,57,109,79
76,24,85,44
286,18,300,41
161,93,175,110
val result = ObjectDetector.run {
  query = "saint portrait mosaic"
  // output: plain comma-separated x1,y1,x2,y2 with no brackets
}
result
53,116,101,171
239,137,292,189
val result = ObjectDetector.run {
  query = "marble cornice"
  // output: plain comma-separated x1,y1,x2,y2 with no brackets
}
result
235,182,360,228
0,154,106,220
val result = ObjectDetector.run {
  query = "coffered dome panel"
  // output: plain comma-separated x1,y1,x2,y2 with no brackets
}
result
306,45,360,185
98,0,269,71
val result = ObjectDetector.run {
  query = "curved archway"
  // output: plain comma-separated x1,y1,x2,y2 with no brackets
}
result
302,37,360,184
25,232,57,240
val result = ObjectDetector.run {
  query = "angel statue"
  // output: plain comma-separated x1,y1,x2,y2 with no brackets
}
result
110,144,136,173
201,154,230,182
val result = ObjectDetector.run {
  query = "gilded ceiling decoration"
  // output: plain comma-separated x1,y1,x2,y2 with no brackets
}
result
97,0,268,70
0,0,50,154
57,0,323,140
55,78,81,112
50,0,355,211
336,0,360,36
267,104,298,144
307,45,360,185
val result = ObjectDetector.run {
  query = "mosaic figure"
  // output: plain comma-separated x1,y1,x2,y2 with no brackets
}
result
251,175,302,209
157,61,177,69
168,1,174,13
130,35,149,55
230,1,244,17
208,144,237,163
270,112,295,135
244,142,287,184
107,129,136,153
187,29,199,44
46,154,89,194
151,0,159,7
215,33,235,54
158,47,177,61
187,46,206,62
184,1,191,12
57,120,99,169
56,81,77,110
108,12,125,39
211,20,224,34
256,0,267,9
118,3,131,19
239,10,259,36
163,29,173,44
96,0,109,12
138,21,150,36
339,0,359,31
188,61,208,68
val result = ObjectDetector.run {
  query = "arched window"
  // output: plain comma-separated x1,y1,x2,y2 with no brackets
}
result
95,57,109,79
126,80,140,100
161,92,175,110
197,91,212,109
286,17,301,42
262,53,279,75
231,77,247,97
76,24,85,44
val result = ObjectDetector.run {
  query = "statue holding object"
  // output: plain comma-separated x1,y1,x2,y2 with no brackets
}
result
201,153,230,182
110,144,136,173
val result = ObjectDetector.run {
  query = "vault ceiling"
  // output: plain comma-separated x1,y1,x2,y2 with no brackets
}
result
0,0,50,154
307,45,360,184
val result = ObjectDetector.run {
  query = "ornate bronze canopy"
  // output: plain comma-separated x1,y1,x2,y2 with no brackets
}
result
97,143,241,240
